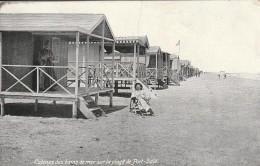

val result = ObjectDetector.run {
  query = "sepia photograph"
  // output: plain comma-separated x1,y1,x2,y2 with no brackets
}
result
0,0,259,165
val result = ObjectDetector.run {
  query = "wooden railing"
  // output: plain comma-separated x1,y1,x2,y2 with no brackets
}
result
146,68,157,79
163,66,171,77
68,61,147,80
67,61,113,89
114,62,134,78
88,62,113,89
1,65,75,96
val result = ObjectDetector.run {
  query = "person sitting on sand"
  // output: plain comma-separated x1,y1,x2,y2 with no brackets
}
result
131,83,154,115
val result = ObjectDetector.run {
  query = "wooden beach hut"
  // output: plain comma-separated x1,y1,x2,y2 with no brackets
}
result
146,46,165,89
180,60,191,79
162,51,171,85
0,13,116,119
104,36,150,93
170,54,181,85
189,65,194,77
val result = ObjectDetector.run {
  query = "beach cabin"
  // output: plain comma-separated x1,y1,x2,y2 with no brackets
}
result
0,13,116,119
170,54,181,85
189,66,195,77
162,51,171,85
194,68,200,77
146,46,165,89
180,60,191,79
104,36,150,93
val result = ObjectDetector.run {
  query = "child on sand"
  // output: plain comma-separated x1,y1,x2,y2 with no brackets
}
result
131,83,154,115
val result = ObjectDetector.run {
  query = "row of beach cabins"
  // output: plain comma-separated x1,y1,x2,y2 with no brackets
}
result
0,13,201,119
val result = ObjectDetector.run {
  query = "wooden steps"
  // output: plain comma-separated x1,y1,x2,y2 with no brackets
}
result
78,96,106,119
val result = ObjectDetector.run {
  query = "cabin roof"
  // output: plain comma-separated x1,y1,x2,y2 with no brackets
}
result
180,60,191,66
147,46,161,54
0,13,115,40
116,36,149,48
170,54,179,59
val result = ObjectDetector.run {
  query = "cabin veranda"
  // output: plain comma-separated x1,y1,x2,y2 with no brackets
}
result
104,36,150,93
0,13,116,119
146,46,166,89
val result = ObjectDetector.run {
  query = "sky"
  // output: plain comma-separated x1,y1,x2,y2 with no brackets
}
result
1,1,260,73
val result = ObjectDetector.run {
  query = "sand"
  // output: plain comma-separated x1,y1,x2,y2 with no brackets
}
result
0,73,259,166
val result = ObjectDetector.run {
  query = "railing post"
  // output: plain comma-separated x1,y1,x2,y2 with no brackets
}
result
75,32,80,97
137,44,140,78
156,53,158,81
85,36,89,92
100,20,105,90
82,47,86,81
112,41,115,88
133,43,137,87
0,32,2,92
116,62,119,77
36,67,39,93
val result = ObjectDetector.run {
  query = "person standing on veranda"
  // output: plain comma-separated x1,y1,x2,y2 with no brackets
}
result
38,40,57,91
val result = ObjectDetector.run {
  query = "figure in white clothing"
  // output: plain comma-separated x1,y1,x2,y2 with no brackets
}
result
131,83,154,115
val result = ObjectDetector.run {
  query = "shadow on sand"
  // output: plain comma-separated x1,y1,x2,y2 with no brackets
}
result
4,103,128,119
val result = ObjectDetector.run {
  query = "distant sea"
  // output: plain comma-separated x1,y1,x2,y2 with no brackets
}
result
228,73,260,81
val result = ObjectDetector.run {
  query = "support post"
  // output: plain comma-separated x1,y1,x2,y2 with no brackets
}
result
145,53,147,77
82,46,86,82
85,36,89,91
72,101,77,118
36,67,39,93
95,93,99,104
112,42,115,88
100,20,105,90
137,44,140,78
132,43,137,88
34,99,38,112
109,91,113,107
0,98,4,116
155,52,158,89
166,54,169,85
115,80,118,94
0,32,2,92
116,63,119,77
75,32,80,96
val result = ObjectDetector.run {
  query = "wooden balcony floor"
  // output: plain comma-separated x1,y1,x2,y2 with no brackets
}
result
0,87,114,101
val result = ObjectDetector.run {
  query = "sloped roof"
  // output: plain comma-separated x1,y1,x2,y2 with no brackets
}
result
170,54,179,59
0,13,114,39
180,60,191,66
162,51,170,55
116,36,149,48
147,46,161,54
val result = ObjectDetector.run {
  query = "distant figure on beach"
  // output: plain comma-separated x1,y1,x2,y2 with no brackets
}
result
218,71,227,79
131,83,154,115
38,40,57,91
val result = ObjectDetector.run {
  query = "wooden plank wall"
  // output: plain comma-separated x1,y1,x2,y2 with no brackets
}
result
2,32,33,91
68,43,100,62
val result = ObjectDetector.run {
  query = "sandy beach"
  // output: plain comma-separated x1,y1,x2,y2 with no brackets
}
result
0,73,259,166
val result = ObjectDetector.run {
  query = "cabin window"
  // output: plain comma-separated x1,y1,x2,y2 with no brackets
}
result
52,37,60,63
